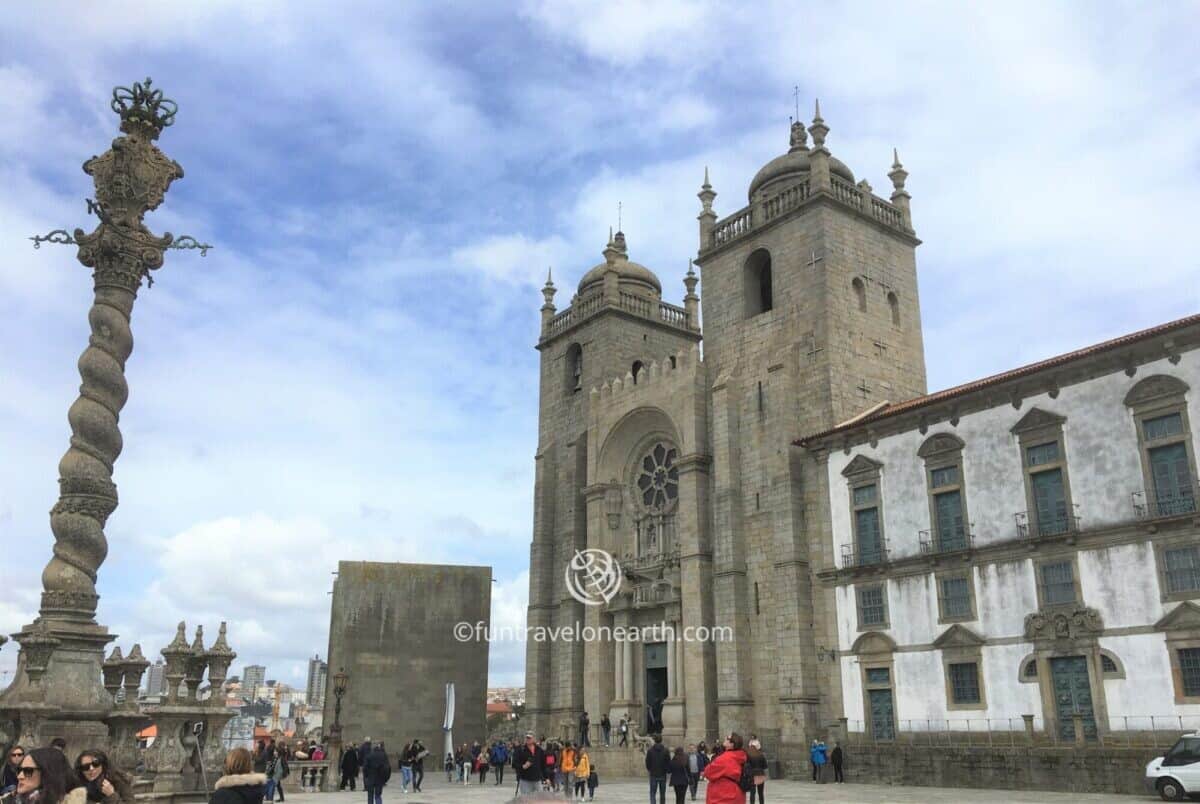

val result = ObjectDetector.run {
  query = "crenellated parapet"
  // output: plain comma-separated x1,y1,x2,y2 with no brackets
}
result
590,344,705,410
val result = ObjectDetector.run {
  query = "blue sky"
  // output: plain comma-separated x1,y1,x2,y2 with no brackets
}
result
1,1,1198,690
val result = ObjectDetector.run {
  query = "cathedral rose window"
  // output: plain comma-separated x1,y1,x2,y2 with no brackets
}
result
637,443,679,509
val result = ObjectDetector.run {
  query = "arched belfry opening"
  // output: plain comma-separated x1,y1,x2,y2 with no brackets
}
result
743,248,773,318
565,342,583,392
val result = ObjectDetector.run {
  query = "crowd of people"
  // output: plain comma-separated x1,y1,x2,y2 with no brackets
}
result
3,726,846,804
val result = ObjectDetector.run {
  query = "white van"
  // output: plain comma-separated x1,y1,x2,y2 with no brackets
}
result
1146,733,1200,800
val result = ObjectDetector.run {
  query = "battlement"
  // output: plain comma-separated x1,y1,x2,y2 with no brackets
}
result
589,344,704,408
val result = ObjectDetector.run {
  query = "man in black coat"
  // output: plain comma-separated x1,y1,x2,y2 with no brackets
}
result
578,711,591,747
644,734,669,804
339,745,360,791
511,732,544,797
362,743,390,804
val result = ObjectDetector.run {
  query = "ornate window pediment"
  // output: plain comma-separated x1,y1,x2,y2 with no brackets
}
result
851,630,897,656
932,623,984,649
1010,407,1067,435
1125,374,1189,408
842,454,883,478
1156,601,1200,632
918,433,964,458
1023,605,1103,642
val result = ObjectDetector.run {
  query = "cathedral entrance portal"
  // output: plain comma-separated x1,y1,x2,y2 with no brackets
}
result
644,642,668,734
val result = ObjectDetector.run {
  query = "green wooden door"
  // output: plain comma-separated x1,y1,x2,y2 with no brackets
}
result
868,688,895,740
1031,469,1067,535
1150,442,1195,515
1050,656,1096,741
934,490,965,550
855,507,882,565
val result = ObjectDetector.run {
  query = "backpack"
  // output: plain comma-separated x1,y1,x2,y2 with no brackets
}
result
738,759,754,793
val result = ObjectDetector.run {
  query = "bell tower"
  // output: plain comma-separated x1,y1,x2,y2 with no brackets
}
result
693,101,927,749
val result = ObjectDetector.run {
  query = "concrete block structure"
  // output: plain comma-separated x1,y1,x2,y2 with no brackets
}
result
323,561,490,753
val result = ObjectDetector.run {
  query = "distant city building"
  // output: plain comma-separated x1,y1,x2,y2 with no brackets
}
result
487,687,526,705
144,659,166,697
243,664,266,699
306,655,327,708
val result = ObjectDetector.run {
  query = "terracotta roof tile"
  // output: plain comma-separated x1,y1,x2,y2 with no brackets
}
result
797,312,1200,446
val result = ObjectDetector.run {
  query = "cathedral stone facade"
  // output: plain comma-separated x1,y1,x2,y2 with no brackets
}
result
524,106,927,751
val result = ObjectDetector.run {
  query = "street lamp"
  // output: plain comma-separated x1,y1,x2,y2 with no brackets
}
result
331,668,349,740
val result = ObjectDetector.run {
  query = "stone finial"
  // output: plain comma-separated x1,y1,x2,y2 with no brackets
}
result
683,260,700,327
888,148,912,230
697,167,718,250
789,120,809,152
540,268,557,328
190,624,206,654
808,98,829,149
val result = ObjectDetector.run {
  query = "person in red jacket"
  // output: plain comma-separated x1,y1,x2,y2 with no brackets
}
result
701,732,746,804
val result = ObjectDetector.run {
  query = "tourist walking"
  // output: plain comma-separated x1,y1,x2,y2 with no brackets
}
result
474,749,488,786
339,745,360,791
668,747,689,804
701,733,746,804
599,714,611,747
74,749,131,804
2,745,24,796
744,740,767,803
685,744,707,801
618,716,628,747
7,747,83,804
512,733,544,798
489,741,508,785
573,749,590,802
644,734,669,804
267,748,287,802
397,743,412,793
542,742,558,792
586,761,598,801
209,748,265,804
830,742,843,783
409,741,425,792
561,743,576,793
579,711,591,747
362,743,390,804
442,754,453,784
809,739,827,783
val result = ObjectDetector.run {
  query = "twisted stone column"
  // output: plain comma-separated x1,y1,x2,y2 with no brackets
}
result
40,83,182,623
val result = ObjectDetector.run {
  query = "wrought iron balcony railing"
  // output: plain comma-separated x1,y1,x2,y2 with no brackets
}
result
1133,485,1199,519
919,525,974,556
1015,507,1081,540
841,541,890,569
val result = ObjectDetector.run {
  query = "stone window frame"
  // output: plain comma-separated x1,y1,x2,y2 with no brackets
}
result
1153,538,1200,604
742,247,774,319
564,342,584,394
1017,653,1039,684
934,568,977,624
1124,375,1197,519
852,276,867,312
1098,649,1126,680
918,433,971,553
843,455,886,566
1032,554,1084,610
856,582,890,632
933,625,988,711
887,291,900,328
851,631,898,742
1156,601,1200,704
1011,408,1076,538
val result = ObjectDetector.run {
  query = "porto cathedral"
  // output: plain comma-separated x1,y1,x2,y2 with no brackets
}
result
523,100,1200,760
523,104,929,749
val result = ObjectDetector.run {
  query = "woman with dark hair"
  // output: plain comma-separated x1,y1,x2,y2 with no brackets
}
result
8,747,83,804
73,750,132,804
701,733,746,804
668,747,690,804
2,745,24,795
209,748,265,804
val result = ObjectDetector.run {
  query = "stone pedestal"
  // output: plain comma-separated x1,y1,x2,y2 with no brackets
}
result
660,696,686,743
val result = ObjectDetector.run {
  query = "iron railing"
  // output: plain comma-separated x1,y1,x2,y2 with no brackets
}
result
1015,506,1080,540
841,540,889,569
1133,484,1199,519
919,525,974,556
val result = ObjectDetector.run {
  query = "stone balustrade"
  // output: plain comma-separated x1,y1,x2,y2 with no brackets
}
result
541,288,697,343
705,176,910,254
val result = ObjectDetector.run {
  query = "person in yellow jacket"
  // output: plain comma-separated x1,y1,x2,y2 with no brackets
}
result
560,744,576,793
573,749,591,801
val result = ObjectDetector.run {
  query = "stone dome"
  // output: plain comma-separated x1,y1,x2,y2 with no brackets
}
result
577,231,662,297
748,122,855,201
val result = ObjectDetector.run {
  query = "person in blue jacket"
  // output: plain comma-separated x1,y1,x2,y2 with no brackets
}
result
809,738,828,783
489,741,509,786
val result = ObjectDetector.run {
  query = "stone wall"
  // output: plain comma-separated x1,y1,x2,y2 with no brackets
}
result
322,561,491,754
815,743,1158,795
